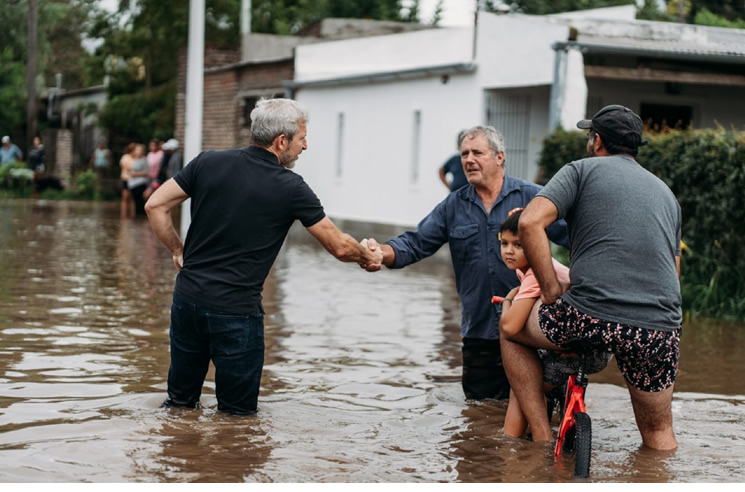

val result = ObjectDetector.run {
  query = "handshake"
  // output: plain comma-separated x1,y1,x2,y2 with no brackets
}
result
358,237,385,272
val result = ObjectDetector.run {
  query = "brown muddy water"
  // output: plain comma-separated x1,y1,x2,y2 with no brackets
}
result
1,198,744,483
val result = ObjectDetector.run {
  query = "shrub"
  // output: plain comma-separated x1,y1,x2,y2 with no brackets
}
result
0,161,33,196
74,169,97,200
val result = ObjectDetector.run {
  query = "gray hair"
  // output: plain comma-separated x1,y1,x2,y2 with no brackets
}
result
249,98,310,147
459,125,505,157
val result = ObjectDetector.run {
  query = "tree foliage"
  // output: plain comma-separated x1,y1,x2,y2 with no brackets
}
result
251,0,421,35
693,7,745,28
641,0,745,25
0,48,26,135
0,0,100,90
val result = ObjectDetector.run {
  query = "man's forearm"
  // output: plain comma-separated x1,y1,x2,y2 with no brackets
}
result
148,209,183,257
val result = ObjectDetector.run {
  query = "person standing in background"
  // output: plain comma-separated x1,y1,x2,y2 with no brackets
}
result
438,130,468,192
144,139,164,200
162,139,183,181
119,143,136,218
1,136,23,165
27,136,45,174
91,140,113,170
128,143,149,216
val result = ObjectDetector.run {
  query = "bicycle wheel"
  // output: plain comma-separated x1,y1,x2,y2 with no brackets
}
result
574,411,592,478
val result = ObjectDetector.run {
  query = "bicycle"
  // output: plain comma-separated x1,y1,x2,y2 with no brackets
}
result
492,295,592,478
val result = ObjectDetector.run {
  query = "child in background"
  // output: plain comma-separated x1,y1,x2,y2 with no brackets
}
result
498,208,611,438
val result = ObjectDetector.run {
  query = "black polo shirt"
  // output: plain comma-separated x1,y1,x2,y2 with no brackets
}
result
173,146,325,315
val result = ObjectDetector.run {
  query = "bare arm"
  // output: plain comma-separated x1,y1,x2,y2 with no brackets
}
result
307,217,383,267
438,167,450,189
519,196,563,304
499,287,537,338
676,255,680,280
144,178,188,270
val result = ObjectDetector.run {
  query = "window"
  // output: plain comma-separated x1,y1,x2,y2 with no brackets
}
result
242,97,259,128
336,112,344,178
411,110,422,185
640,103,693,131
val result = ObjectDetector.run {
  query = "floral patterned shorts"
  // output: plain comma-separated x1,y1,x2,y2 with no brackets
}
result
539,299,681,392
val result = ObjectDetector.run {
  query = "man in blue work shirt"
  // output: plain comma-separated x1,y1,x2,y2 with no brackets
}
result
364,126,568,401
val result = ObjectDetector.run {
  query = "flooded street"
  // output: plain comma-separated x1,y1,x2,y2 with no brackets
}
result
1,198,745,483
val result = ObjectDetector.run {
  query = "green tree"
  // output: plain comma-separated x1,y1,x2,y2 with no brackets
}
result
636,0,677,21
251,0,420,35
0,0,101,142
0,48,26,135
693,7,745,28
665,0,745,24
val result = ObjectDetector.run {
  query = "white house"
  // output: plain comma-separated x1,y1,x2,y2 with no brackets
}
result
287,5,745,227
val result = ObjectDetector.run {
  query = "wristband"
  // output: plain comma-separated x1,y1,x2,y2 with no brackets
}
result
503,297,513,304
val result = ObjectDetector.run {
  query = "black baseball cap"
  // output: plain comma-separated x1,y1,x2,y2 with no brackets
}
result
577,105,647,148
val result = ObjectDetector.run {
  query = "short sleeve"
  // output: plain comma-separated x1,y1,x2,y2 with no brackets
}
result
292,179,326,228
538,162,581,220
515,269,541,300
173,151,205,196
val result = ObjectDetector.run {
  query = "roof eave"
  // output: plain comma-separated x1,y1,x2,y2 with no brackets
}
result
285,62,477,90
553,40,745,65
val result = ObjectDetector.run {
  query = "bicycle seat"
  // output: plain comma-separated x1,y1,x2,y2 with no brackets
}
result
565,337,591,353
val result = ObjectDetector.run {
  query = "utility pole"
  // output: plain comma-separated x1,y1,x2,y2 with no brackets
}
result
26,0,38,145
181,0,205,238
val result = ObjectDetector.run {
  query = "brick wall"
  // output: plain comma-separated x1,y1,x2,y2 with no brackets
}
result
236,60,294,147
176,47,295,154
176,47,242,153
202,69,239,150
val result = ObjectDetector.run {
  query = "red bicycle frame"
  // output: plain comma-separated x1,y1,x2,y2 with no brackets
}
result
553,373,586,456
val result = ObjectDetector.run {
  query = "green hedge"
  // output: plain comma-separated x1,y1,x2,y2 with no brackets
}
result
537,128,745,321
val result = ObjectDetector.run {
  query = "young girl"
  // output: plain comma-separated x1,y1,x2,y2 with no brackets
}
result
498,208,611,438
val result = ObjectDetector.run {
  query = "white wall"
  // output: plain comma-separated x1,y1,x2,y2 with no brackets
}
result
296,73,482,227
475,14,566,89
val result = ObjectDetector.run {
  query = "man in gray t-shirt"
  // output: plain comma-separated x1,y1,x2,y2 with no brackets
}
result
500,105,682,451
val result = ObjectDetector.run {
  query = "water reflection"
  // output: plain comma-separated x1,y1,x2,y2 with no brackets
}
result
1,198,745,483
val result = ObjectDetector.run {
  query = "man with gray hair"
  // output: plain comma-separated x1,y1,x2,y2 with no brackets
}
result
363,125,568,401
145,98,383,415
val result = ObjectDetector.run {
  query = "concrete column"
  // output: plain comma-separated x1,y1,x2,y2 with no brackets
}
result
549,44,588,131
559,49,588,130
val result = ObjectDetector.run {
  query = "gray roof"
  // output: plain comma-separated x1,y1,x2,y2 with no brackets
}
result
552,16,745,61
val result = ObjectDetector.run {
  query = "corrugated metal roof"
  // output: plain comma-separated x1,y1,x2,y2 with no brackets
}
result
553,16,745,59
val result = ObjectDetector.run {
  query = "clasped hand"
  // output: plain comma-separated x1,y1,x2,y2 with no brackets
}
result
358,238,383,272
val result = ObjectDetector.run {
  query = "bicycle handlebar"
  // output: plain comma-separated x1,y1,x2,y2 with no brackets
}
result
491,296,504,304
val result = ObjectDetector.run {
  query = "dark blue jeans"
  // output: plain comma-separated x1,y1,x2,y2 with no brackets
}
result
164,293,265,415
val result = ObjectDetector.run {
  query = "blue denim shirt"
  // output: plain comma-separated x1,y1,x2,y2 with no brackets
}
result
386,175,569,340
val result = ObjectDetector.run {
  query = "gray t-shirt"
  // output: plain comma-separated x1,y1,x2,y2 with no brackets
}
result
538,155,682,331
